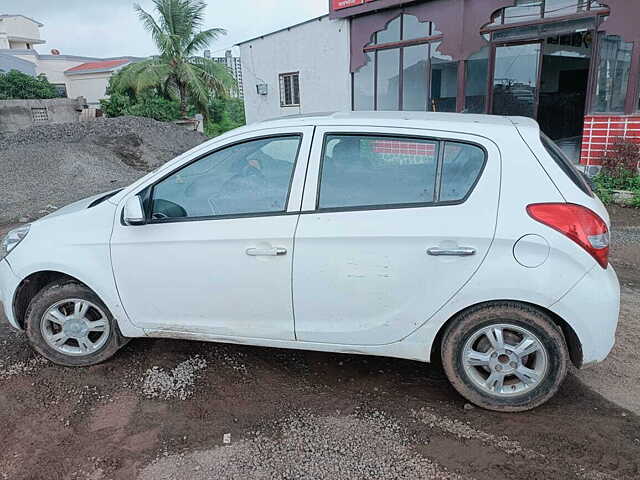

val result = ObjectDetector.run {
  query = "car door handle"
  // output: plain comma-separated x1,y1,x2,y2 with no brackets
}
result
427,247,476,257
246,247,287,256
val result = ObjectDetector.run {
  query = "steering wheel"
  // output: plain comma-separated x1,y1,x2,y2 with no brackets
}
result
151,199,187,219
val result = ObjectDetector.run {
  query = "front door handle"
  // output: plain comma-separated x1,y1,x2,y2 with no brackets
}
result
246,247,287,256
427,247,476,257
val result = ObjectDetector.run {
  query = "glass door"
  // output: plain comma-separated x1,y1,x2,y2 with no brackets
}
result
491,42,542,118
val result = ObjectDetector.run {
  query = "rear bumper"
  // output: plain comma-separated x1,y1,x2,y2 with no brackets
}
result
549,264,620,367
0,259,20,330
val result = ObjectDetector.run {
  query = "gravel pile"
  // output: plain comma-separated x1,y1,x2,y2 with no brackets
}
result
139,411,467,480
142,356,208,401
0,116,208,223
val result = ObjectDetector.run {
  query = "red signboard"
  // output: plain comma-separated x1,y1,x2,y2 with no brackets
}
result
332,0,377,11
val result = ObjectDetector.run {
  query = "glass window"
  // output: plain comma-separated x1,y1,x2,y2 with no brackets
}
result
430,43,458,112
151,136,301,220
544,0,589,17
402,14,430,40
353,53,374,111
319,135,439,209
376,49,400,110
279,73,300,107
376,16,401,44
504,0,543,24
492,43,541,118
541,134,593,195
592,35,632,113
465,47,490,113
440,142,486,202
403,44,428,111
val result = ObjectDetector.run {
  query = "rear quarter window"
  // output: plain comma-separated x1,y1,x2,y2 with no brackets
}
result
541,134,593,197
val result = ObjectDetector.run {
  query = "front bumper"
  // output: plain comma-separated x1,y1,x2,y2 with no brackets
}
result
0,258,20,329
550,264,620,367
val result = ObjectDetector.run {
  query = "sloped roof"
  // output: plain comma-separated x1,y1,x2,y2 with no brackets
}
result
64,58,131,75
0,14,44,27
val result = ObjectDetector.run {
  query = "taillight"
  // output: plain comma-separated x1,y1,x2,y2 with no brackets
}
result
526,203,609,268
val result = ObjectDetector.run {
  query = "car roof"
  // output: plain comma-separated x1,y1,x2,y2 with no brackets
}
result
227,111,539,139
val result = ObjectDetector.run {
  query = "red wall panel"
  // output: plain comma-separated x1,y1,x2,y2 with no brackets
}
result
580,115,640,166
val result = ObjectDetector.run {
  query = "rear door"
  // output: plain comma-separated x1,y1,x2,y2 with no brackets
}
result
293,126,501,345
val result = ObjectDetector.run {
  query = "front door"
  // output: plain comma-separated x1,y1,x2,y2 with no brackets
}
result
110,128,313,340
293,126,500,345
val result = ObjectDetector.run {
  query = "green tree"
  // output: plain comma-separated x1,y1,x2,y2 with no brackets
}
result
0,70,58,100
205,96,245,136
114,0,234,118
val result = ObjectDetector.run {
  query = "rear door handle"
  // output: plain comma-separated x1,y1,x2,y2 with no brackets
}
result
246,247,287,256
427,247,476,257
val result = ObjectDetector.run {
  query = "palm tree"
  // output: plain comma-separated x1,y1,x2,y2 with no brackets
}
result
118,0,235,118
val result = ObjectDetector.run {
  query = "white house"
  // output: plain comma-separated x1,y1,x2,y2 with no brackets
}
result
0,14,140,106
238,15,351,124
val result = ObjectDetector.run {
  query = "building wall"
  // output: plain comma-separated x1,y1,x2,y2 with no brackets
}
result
0,97,83,134
66,72,111,106
0,52,35,75
239,16,351,124
580,115,640,169
36,57,86,85
0,16,41,43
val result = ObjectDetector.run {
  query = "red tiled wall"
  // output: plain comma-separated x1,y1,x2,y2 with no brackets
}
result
580,115,640,166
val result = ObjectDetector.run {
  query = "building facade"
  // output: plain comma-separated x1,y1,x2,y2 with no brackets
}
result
212,50,245,99
239,16,351,124
0,14,140,106
240,0,640,168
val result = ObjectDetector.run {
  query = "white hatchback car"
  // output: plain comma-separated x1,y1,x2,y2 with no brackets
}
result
0,112,620,411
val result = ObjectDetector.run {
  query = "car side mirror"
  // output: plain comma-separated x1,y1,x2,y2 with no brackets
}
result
123,196,146,226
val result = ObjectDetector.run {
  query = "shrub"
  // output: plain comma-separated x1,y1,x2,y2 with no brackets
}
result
125,93,181,122
0,70,58,100
100,91,180,122
600,137,640,181
99,92,131,117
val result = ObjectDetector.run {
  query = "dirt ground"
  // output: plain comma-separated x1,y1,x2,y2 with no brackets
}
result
0,207,639,480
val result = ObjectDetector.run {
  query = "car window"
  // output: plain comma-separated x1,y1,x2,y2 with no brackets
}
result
440,142,486,202
541,134,593,197
319,135,439,209
151,135,301,220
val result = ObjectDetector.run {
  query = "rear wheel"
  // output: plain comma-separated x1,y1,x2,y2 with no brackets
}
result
25,282,126,367
441,303,569,412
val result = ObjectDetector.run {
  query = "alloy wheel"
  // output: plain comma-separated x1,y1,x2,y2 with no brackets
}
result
40,298,110,357
461,323,549,397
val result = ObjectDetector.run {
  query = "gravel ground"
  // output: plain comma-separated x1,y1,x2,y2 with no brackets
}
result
0,117,207,223
140,411,467,480
0,174,639,478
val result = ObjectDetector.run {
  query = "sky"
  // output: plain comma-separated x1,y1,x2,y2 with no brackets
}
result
2,0,328,58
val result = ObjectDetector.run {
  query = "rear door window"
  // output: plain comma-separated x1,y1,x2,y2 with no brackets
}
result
318,134,486,210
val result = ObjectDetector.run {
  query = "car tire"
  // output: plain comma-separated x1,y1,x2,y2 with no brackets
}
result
441,302,569,412
25,281,127,367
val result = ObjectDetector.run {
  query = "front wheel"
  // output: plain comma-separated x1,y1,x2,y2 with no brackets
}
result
441,303,569,412
25,282,126,367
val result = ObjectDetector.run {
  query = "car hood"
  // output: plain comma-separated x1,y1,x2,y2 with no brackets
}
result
40,189,122,220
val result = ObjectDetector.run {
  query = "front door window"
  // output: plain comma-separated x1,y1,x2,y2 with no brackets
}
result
150,136,301,220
